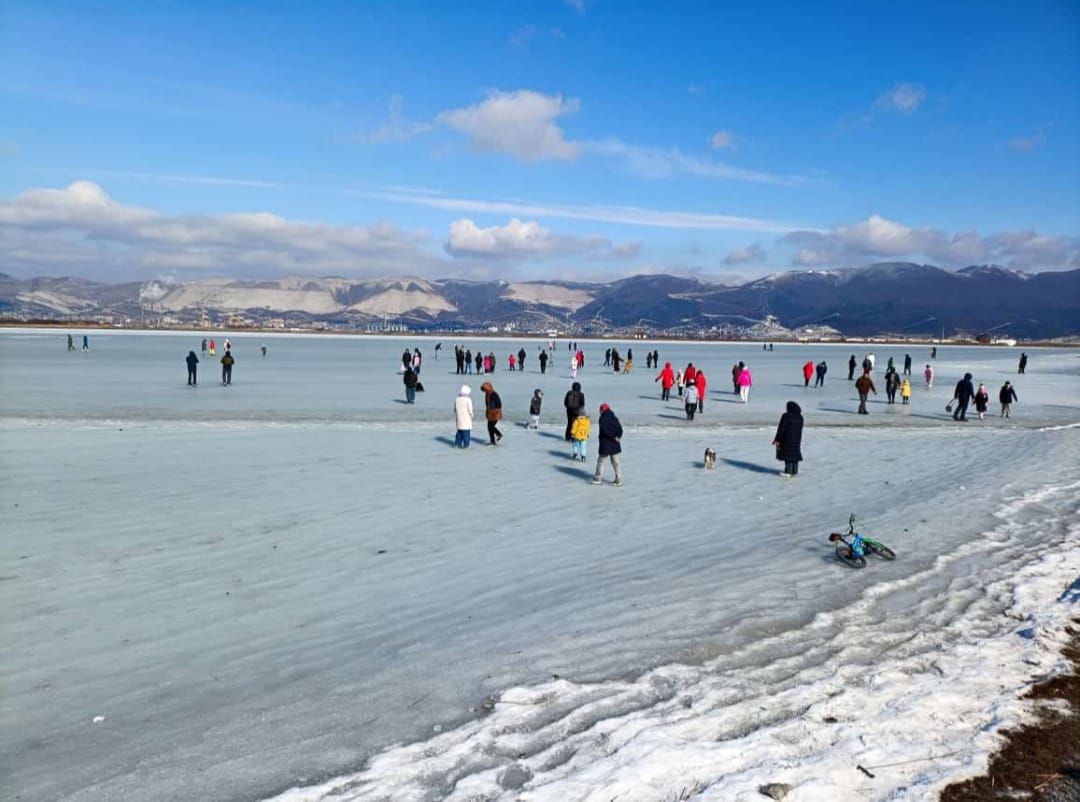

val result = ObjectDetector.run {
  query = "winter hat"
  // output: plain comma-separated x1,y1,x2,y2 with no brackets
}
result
459,385,471,396
534,388,542,396
600,403,610,412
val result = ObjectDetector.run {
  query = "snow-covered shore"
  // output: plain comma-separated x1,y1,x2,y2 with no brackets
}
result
2,332,1077,802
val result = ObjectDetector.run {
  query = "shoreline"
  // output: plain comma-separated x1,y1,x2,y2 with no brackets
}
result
1,321,1075,348
941,613,1080,802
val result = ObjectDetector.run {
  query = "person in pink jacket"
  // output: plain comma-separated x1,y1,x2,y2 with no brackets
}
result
737,362,752,403
695,370,707,413
655,361,675,401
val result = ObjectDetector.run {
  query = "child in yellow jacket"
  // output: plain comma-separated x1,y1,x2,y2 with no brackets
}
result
900,378,912,405
570,414,591,461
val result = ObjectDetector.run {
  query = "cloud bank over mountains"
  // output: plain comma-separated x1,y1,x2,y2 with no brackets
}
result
1,182,1076,282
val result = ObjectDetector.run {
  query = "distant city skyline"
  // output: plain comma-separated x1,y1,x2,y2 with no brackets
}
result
1,0,1077,281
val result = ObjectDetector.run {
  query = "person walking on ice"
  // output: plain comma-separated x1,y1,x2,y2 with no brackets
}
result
999,381,1018,417
900,377,911,405
683,380,699,420
67,334,74,351
82,334,89,351
655,361,674,401
924,364,934,389
737,363,753,403
220,349,235,385
855,370,876,414
974,383,990,420
570,411,590,461
772,401,804,478
481,382,503,445
186,350,199,386
591,404,623,486
528,388,543,429
453,385,474,448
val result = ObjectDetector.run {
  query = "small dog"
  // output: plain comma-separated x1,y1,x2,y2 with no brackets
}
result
704,448,717,469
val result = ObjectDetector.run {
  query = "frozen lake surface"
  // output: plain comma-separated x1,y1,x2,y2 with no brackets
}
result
2,330,1078,802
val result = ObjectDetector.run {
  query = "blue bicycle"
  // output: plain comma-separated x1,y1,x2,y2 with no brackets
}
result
829,514,896,568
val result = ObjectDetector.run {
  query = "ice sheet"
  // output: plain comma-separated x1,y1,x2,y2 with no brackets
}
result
1,331,1077,802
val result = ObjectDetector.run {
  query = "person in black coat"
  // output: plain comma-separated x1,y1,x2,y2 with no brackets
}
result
403,367,418,403
186,351,199,385
591,404,623,485
848,354,856,381
951,372,975,421
563,381,585,441
772,401,804,477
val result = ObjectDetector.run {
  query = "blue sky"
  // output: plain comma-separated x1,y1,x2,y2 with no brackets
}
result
1,0,1077,282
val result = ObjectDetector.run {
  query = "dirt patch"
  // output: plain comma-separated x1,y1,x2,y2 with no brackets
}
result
940,622,1080,802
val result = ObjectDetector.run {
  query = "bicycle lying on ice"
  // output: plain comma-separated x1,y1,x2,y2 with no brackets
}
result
828,514,896,568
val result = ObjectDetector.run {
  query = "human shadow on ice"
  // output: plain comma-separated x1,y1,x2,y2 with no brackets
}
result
554,464,592,480
547,449,573,459
433,436,457,447
720,458,779,475
535,431,566,441
392,399,412,405
657,413,687,421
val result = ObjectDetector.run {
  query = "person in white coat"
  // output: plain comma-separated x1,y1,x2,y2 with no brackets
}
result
453,385,474,448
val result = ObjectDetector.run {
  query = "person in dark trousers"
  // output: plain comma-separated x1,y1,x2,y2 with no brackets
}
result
201,338,207,353
999,381,1018,417
591,403,623,486
885,368,900,404
814,361,827,387
67,334,74,351
1018,353,1028,374
855,371,876,414
539,350,548,374
848,354,856,381
563,381,585,441
220,349,235,385
186,351,199,385
82,335,89,351
931,346,937,359
403,366,418,403
475,352,483,374
773,401,804,477
950,372,975,421
903,354,912,375
518,347,527,372
480,382,503,444
402,348,412,371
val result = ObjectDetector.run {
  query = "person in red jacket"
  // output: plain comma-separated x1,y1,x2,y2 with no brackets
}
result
802,360,814,387
684,363,697,388
655,361,675,401
695,370,707,413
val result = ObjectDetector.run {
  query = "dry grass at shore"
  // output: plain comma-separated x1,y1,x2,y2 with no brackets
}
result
940,620,1080,802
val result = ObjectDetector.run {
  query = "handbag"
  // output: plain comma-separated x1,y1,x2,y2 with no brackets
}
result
945,403,953,413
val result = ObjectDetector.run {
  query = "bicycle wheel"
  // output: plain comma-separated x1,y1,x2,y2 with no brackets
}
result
835,545,867,568
865,540,896,560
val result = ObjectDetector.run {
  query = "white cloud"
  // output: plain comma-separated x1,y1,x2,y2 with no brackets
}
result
365,95,432,143
723,242,766,265
0,181,441,280
359,187,805,233
445,217,640,260
436,90,583,161
564,0,585,14
586,139,797,185
874,82,927,115
709,130,736,150
781,214,1079,270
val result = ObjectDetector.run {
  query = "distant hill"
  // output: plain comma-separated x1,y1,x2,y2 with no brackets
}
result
1,264,1077,339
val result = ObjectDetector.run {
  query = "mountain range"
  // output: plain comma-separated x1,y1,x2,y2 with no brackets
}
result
2,264,1078,339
